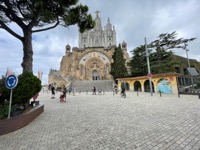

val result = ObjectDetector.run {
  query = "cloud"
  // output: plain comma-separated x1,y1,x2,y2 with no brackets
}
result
1,0,200,83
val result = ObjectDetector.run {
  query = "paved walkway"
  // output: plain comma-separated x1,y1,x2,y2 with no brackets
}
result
1,91,200,150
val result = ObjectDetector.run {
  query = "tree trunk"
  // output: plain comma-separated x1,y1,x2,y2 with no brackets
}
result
21,30,33,73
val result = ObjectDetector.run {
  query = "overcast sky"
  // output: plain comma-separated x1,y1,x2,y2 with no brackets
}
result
0,0,200,84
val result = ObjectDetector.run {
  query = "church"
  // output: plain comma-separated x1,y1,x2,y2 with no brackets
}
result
48,11,130,87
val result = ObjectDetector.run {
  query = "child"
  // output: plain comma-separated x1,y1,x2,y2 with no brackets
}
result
59,93,65,102
33,93,39,101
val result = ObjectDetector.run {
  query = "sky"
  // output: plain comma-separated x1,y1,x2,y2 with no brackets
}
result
0,0,200,84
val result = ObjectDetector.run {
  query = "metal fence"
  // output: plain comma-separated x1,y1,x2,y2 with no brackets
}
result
177,75,200,95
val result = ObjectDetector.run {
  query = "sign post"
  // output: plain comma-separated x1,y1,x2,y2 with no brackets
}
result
5,74,18,119
147,73,152,78
145,37,153,96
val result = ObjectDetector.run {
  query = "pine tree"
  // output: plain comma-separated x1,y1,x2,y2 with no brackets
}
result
0,0,95,72
128,31,196,76
127,45,148,77
149,49,178,74
110,44,128,81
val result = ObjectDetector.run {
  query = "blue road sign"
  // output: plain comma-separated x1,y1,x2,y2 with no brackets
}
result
5,74,18,89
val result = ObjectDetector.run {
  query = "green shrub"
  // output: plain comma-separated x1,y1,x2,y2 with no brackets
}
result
0,101,9,119
0,77,10,104
13,72,42,109
0,72,42,111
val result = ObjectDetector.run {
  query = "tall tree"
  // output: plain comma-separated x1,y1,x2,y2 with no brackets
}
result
0,0,95,72
127,45,148,77
150,31,196,50
110,44,128,81
149,49,178,74
128,31,196,76
149,31,196,73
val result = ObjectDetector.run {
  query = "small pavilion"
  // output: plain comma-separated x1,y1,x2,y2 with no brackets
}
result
117,72,180,94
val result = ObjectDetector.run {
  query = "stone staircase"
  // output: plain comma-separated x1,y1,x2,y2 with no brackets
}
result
71,80,114,92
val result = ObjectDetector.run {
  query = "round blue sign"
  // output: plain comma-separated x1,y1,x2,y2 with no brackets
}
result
5,74,18,89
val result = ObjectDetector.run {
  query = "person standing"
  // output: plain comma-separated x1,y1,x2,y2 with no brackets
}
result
51,84,55,99
72,87,76,96
63,85,67,101
92,86,96,95
114,85,118,94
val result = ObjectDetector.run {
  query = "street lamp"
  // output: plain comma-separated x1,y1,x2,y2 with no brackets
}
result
145,37,153,96
183,43,195,90
183,43,191,68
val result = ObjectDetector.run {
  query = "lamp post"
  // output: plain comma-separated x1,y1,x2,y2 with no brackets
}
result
183,43,194,90
183,43,191,68
145,37,153,96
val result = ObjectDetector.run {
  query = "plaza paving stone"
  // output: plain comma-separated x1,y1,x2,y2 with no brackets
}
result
0,91,200,150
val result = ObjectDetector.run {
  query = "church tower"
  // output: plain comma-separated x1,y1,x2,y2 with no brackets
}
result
49,10,130,87
79,10,116,48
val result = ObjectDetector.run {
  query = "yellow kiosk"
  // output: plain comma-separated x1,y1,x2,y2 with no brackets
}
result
117,72,180,94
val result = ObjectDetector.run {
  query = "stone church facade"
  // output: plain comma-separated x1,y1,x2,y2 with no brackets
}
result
48,11,130,87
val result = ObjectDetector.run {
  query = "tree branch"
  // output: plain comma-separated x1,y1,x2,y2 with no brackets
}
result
0,20,23,41
32,20,60,33
17,2,28,19
4,1,25,28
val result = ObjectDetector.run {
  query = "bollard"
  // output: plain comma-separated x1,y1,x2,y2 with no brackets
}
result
86,90,88,95
73,91,75,96
159,91,162,97
137,90,138,96
178,92,180,98
198,94,200,99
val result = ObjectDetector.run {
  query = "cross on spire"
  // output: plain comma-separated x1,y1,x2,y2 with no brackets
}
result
95,10,101,17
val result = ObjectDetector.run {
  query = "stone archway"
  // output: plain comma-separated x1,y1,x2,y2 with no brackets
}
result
121,82,130,91
92,70,100,80
134,81,142,91
78,51,111,80
144,80,155,92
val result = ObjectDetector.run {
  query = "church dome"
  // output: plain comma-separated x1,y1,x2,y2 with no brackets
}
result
66,44,71,52
122,41,127,48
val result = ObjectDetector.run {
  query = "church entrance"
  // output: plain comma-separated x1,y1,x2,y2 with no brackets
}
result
92,70,100,80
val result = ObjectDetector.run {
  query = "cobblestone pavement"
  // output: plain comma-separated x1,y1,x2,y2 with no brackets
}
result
1,91,200,150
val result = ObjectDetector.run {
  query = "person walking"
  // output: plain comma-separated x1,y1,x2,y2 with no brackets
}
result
121,87,126,98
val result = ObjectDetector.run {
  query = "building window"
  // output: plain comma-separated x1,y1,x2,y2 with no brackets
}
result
183,68,188,75
80,66,84,76
175,67,180,73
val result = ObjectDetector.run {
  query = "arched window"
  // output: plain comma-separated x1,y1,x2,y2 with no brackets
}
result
80,66,84,76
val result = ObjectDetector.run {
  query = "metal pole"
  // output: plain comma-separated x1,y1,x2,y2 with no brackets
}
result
176,76,180,98
145,37,153,96
7,89,13,119
185,48,191,68
185,47,194,90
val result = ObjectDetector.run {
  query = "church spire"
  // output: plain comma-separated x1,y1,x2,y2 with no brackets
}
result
106,17,112,31
94,10,102,31
107,17,111,24
95,10,101,18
